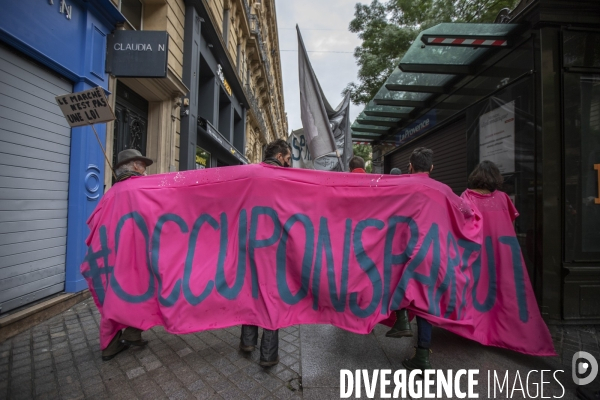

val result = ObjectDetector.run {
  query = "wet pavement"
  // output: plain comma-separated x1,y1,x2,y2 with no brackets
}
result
1,298,598,399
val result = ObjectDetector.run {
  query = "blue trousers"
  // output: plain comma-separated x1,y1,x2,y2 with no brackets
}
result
417,316,432,349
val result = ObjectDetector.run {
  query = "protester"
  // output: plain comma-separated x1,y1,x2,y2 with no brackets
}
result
390,167,401,175
262,138,292,168
385,147,435,371
239,139,292,367
349,156,366,173
101,149,152,361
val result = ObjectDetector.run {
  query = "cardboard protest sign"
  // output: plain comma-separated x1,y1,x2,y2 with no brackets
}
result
55,86,115,127
81,164,555,356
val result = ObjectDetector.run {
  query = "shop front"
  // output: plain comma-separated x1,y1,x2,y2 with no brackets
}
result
352,0,600,321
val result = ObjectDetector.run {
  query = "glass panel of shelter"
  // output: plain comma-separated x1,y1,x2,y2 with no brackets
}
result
564,73,600,261
466,77,536,284
563,31,600,69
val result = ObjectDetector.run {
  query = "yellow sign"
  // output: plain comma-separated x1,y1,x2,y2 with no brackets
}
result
595,164,600,204
223,79,232,97
196,155,207,166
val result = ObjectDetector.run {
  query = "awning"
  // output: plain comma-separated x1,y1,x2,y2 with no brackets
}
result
353,22,524,145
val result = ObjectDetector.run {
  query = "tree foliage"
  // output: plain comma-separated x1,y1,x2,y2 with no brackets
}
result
345,0,521,105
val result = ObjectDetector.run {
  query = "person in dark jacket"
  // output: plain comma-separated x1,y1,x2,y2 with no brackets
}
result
262,138,292,168
101,149,152,361
239,139,291,367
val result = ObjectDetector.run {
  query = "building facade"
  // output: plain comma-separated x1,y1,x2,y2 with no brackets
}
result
352,0,600,322
104,0,188,185
0,0,287,317
0,0,124,314
179,0,287,171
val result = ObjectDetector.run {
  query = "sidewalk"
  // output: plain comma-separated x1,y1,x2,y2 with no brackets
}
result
0,298,598,399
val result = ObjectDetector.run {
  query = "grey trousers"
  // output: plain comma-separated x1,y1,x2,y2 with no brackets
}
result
240,325,279,362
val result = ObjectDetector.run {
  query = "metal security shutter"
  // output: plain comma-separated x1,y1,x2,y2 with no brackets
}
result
388,118,467,195
0,43,72,314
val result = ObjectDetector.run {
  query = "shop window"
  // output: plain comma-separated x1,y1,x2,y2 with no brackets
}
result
234,110,245,152
564,74,600,261
120,0,143,31
196,146,211,169
198,57,217,125
218,88,233,141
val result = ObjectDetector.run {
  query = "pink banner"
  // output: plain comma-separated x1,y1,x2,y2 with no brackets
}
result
81,164,555,356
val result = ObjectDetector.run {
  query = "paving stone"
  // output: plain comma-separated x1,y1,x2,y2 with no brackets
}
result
35,380,58,395
36,388,61,399
275,368,298,382
177,347,194,358
127,366,147,379
219,385,246,399
190,387,217,400
232,374,258,392
187,378,207,392
34,373,57,386
11,364,32,376
11,357,32,369
246,385,270,400
209,377,231,393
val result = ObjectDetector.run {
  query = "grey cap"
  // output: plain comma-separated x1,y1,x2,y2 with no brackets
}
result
390,168,402,175
116,149,153,168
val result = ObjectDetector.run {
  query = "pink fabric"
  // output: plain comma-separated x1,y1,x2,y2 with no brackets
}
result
458,189,553,355
81,164,555,356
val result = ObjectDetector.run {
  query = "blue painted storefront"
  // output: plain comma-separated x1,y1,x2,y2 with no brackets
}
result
0,0,124,293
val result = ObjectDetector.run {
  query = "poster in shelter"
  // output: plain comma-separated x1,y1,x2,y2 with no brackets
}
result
479,100,515,174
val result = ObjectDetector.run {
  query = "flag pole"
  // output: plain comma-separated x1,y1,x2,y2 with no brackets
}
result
90,123,117,180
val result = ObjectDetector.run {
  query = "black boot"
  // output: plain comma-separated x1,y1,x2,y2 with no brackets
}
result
402,347,432,371
259,329,279,367
102,331,129,361
121,327,148,347
385,309,413,338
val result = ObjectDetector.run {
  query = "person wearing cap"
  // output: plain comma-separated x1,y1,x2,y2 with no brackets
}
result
390,167,402,175
114,148,154,182
101,149,153,361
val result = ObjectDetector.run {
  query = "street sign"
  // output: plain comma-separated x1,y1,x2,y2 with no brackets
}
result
55,86,115,128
